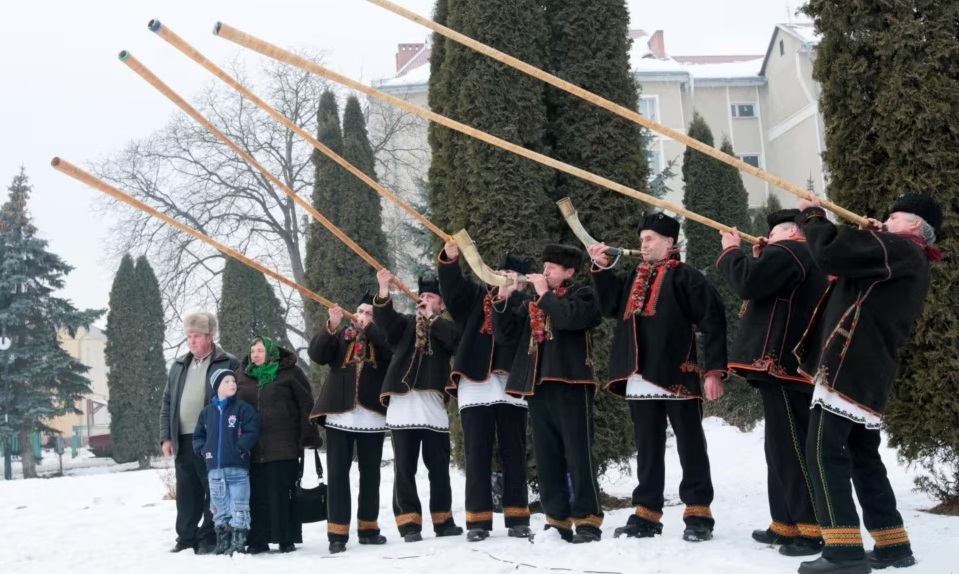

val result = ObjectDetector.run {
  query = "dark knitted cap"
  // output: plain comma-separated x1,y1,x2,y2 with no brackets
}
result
767,208,801,230
209,368,235,394
638,212,680,242
417,274,441,296
542,243,583,271
499,253,532,275
891,193,943,235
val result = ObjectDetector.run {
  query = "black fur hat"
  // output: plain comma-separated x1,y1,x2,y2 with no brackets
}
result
638,212,680,243
358,290,374,306
417,274,441,296
767,208,801,231
499,253,532,275
542,244,583,271
891,193,943,236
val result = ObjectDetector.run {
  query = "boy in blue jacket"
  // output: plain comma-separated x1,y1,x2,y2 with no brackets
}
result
193,368,260,555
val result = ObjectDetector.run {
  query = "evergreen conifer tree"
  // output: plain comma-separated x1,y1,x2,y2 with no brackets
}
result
0,169,102,478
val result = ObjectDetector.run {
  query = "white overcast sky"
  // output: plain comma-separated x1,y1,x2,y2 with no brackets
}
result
0,0,806,321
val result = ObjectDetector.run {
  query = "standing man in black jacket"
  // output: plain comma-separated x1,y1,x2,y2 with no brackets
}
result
438,242,533,542
309,294,393,554
715,210,830,557
159,311,240,554
793,193,942,574
374,268,464,542
493,244,604,544
588,213,727,544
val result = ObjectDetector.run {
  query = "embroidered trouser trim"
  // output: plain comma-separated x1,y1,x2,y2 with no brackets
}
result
807,406,910,561
391,429,456,536
326,427,386,541
757,382,820,538
527,384,604,535
461,404,529,530
628,400,714,528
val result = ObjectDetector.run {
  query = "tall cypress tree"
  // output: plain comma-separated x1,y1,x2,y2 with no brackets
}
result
428,0,553,262
133,257,165,466
106,255,165,467
340,95,390,303
104,256,141,465
545,0,651,244
682,113,721,271
305,91,346,331
703,137,762,429
543,0,655,478
0,169,103,478
218,258,289,359
803,0,959,507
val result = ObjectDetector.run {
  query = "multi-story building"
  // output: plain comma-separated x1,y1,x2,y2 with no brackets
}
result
45,325,110,442
372,23,823,216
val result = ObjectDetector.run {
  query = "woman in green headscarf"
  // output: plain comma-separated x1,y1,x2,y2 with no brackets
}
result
236,335,320,554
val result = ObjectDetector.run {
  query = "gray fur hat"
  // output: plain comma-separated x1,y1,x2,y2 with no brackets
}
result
183,312,217,338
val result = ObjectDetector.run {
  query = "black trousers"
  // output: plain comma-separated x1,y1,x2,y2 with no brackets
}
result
391,428,456,536
461,403,530,530
527,382,603,537
756,381,819,540
807,405,912,561
326,427,386,542
247,459,301,546
174,434,215,547
627,399,714,530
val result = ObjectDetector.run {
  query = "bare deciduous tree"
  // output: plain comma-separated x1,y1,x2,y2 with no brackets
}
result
94,55,432,355
94,54,326,356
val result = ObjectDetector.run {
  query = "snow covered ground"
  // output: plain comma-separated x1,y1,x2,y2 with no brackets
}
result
1,418,953,573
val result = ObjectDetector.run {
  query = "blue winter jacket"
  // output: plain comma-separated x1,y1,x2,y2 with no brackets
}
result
192,396,260,471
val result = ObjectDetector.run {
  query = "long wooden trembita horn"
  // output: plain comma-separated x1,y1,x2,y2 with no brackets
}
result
452,230,518,287
557,198,641,258
365,0,867,228
117,50,418,303
50,157,356,321
146,19,451,244
212,23,760,245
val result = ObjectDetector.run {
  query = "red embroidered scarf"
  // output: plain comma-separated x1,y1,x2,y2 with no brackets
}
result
623,259,679,320
528,285,568,354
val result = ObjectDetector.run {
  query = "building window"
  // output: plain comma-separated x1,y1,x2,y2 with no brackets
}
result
779,39,785,56
639,96,659,122
739,154,761,168
731,103,756,118
646,147,663,177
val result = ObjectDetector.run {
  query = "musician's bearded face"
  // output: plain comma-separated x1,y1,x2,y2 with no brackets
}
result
542,262,575,290
640,230,673,263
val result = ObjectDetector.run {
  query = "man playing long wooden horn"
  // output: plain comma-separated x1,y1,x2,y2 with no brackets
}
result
493,244,605,544
715,210,829,558
308,294,393,554
588,212,727,544
438,241,534,542
792,193,942,574
374,268,464,542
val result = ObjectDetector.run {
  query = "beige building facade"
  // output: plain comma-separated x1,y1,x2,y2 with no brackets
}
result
46,325,110,440
372,23,824,220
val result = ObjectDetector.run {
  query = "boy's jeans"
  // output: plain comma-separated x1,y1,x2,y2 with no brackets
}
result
208,467,251,529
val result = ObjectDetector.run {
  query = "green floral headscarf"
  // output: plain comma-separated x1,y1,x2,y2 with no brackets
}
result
245,335,280,388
